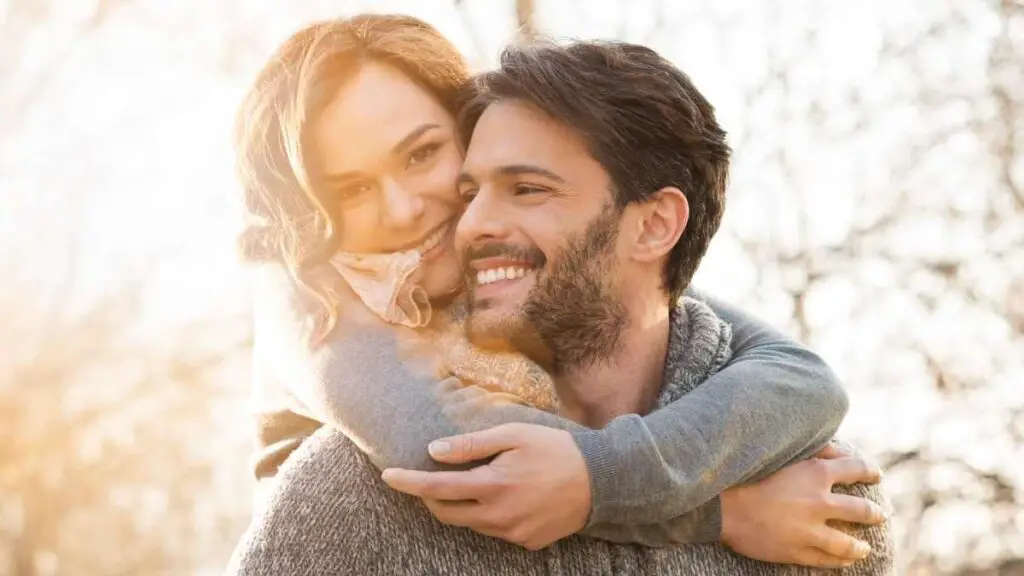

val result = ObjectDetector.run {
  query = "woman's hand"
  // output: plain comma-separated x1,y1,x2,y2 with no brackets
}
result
381,423,592,550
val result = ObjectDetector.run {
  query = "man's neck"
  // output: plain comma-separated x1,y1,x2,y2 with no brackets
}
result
554,300,672,428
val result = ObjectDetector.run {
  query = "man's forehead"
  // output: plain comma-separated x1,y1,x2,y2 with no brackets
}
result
463,100,590,175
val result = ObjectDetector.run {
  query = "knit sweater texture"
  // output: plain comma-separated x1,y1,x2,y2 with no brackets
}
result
228,298,894,575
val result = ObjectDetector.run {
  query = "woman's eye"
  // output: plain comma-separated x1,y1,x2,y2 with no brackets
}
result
338,182,374,201
407,142,442,167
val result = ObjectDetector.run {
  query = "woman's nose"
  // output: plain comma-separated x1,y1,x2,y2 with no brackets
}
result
380,178,425,228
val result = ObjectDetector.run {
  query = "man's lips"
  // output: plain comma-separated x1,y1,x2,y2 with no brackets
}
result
471,259,538,287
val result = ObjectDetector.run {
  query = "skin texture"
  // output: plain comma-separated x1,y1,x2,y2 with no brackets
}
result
383,423,592,550
455,99,620,342
719,442,886,567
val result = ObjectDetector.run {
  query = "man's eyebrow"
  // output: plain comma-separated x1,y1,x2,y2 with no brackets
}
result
496,164,566,184
322,123,440,184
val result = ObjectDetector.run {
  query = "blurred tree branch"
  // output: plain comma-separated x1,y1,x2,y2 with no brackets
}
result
0,264,251,574
0,0,131,138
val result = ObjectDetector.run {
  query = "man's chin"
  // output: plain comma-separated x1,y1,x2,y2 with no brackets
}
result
465,308,520,349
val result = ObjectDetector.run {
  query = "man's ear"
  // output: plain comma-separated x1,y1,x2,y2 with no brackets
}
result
629,186,688,263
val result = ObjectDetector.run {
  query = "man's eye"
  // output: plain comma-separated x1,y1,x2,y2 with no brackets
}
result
407,143,442,167
459,187,478,203
514,184,547,196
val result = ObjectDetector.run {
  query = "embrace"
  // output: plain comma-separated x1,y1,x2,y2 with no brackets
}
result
226,13,895,576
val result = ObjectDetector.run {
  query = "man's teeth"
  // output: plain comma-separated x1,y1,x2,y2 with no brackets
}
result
476,267,531,285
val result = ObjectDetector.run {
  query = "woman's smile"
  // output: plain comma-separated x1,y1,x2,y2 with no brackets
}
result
409,218,455,262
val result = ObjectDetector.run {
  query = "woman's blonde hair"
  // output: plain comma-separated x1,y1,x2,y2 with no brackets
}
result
234,13,471,341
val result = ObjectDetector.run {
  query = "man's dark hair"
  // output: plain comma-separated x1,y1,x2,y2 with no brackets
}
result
458,39,731,301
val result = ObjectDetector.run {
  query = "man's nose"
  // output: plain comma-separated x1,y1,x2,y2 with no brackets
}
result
380,178,425,228
455,189,509,248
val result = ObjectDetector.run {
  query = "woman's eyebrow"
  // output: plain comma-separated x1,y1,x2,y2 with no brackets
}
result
390,123,441,156
323,123,442,183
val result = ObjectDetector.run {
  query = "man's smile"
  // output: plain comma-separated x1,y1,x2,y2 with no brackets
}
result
470,258,539,301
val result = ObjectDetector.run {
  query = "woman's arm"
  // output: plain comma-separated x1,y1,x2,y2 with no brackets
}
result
254,266,579,473
251,409,322,480
255,267,846,544
569,287,849,541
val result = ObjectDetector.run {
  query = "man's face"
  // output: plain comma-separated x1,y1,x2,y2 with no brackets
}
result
454,100,628,370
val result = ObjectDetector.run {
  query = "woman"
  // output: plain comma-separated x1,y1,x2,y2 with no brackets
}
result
236,13,850,549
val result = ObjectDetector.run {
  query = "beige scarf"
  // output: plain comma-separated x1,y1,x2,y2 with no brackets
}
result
330,249,432,329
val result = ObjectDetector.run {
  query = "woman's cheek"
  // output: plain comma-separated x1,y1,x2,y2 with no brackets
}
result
334,202,379,253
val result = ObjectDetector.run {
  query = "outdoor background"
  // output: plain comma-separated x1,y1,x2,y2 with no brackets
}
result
1,0,1021,574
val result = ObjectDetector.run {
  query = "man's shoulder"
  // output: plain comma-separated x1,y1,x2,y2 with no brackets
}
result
231,428,554,576
276,427,382,490
227,428,391,575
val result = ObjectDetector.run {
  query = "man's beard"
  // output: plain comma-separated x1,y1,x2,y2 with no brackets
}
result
465,210,628,375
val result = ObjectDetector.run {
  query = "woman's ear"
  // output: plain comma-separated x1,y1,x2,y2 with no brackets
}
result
629,186,688,263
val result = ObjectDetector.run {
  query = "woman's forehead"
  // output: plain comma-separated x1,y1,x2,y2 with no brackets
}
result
312,61,453,173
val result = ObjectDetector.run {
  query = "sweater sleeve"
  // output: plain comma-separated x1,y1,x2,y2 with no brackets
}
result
569,287,848,543
253,266,581,474
254,268,847,545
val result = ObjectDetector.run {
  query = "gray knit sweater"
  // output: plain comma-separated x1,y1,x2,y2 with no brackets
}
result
228,299,894,575
250,265,850,545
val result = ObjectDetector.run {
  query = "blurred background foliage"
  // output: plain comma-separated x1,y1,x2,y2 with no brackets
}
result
0,0,1021,573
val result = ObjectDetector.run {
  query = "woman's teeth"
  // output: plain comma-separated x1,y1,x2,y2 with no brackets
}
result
476,267,530,285
415,224,449,254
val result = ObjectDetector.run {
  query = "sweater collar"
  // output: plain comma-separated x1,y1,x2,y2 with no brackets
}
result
656,297,734,408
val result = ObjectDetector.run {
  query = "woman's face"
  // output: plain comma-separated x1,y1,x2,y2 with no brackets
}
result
309,61,465,299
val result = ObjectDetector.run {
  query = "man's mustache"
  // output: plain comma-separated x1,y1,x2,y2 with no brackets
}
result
462,242,546,269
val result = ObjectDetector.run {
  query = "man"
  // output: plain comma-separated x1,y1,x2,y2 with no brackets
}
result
229,39,893,575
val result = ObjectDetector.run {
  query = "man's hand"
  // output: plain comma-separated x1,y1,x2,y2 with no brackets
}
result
380,423,591,550
721,443,887,569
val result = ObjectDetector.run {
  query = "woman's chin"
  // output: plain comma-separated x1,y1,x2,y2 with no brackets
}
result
418,260,465,302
